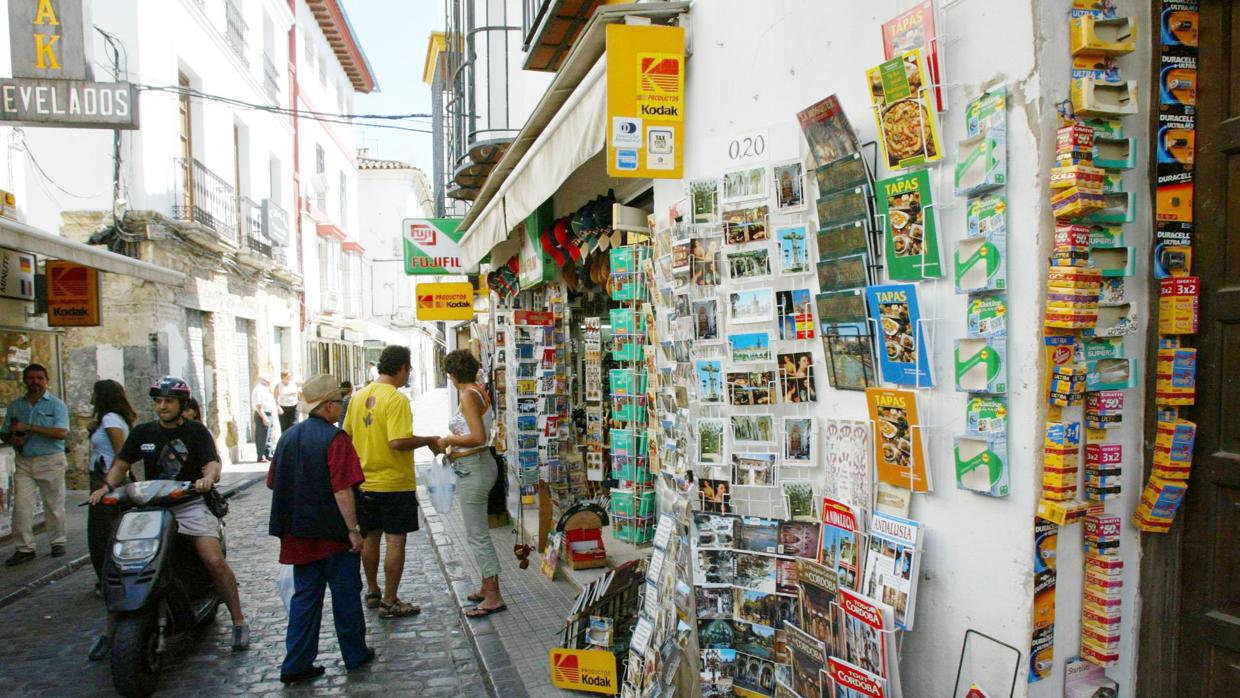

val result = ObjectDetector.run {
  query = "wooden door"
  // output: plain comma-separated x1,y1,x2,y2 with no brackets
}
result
1141,0,1240,694
178,72,193,215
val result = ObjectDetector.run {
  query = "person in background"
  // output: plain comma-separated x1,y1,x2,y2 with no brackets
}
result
252,375,278,463
275,370,299,432
86,379,136,585
337,381,353,429
2,364,71,566
183,397,202,422
366,362,378,384
433,349,505,618
268,375,374,684
343,346,440,619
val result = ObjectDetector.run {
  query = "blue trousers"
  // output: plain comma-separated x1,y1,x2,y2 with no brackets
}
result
283,550,369,675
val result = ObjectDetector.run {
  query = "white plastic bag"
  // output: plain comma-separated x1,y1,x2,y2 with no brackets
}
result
426,455,457,515
277,563,295,614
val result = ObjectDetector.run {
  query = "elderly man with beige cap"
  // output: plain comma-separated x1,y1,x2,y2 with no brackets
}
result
266,374,374,684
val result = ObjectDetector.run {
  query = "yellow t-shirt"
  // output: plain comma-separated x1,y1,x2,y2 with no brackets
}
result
343,382,415,492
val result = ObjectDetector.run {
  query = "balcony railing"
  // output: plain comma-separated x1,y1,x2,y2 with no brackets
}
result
224,0,248,65
240,196,271,257
262,54,279,103
172,157,239,245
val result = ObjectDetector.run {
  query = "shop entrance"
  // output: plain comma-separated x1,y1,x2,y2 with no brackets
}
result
1141,0,1240,692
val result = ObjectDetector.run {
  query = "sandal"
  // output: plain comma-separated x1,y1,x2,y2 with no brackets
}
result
378,600,421,619
364,592,381,609
465,604,508,618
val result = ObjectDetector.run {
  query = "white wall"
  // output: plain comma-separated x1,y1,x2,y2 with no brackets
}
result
357,164,427,321
649,1,1150,695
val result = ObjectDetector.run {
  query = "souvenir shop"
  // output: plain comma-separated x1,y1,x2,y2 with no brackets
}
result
458,1,1214,695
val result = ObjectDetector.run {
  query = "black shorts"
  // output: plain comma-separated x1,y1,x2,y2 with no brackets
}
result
358,490,420,535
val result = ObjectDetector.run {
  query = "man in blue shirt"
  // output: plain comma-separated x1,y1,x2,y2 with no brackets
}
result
3,364,70,566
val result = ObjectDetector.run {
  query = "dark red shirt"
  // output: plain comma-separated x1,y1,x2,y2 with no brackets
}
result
267,431,365,565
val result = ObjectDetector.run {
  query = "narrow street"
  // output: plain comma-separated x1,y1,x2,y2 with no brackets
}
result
0,479,487,697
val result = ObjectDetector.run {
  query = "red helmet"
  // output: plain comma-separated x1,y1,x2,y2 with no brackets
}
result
149,376,191,400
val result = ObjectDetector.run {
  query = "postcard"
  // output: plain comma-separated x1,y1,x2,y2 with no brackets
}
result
797,95,862,167
672,240,692,272
875,168,943,279
783,416,816,465
817,220,871,260
815,153,870,197
699,478,733,514
696,586,735,621
694,511,738,549
778,352,817,403
777,224,812,275
700,647,737,698
823,330,878,392
723,166,769,203
731,413,775,446
734,551,778,592
695,359,725,403
777,289,816,340
739,516,781,554
815,289,869,325
691,298,721,343
731,332,774,363
695,548,736,586
697,417,726,464
735,588,781,629
728,370,777,406
816,186,871,230
691,236,723,286
691,178,720,224
822,419,873,516
817,254,870,293
732,452,778,487
729,287,775,324
774,160,807,212
866,48,944,170
781,483,818,524
726,247,774,281
866,283,934,387
724,204,771,245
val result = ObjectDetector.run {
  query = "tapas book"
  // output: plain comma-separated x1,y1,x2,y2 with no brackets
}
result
797,95,862,167
820,497,865,592
866,48,943,170
866,283,934,387
866,387,931,492
860,512,924,631
881,1,944,112
875,169,943,279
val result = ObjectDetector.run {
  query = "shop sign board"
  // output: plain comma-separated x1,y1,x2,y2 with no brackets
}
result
402,218,473,275
0,246,35,301
45,260,99,326
606,23,684,179
519,200,555,289
2,1,139,129
415,282,474,321
548,647,618,694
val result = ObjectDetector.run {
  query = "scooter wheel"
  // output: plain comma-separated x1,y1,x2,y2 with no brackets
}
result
110,611,162,697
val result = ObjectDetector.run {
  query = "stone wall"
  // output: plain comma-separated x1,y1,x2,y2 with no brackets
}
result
58,210,303,484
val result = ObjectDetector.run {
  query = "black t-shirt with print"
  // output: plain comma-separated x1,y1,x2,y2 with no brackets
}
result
118,419,220,482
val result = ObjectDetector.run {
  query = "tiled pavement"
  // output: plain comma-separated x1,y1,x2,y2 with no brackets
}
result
0,479,488,696
418,485,583,698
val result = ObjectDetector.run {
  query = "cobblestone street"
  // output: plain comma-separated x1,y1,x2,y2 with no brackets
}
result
0,481,488,697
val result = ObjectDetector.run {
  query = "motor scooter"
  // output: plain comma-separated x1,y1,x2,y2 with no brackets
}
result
96,480,225,697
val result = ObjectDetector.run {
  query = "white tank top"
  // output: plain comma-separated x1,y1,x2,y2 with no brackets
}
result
448,386,493,454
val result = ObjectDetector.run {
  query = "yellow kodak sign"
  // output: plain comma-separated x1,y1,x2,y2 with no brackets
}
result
415,282,474,321
606,23,684,179
549,647,618,694
46,260,100,326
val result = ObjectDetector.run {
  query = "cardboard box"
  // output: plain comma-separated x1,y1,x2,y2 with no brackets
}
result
955,232,1006,294
955,128,1007,196
1051,186,1107,218
1070,15,1137,56
1050,164,1106,192
1071,77,1139,117
955,435,1009,497
1093,136,1136,169
561,509,609,570
954,338,1007,393
1037,498,1090,526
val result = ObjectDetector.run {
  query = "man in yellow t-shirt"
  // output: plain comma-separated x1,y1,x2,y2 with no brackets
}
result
343,345,439,619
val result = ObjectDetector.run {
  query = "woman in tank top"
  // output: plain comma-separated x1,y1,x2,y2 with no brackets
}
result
434,349,506,618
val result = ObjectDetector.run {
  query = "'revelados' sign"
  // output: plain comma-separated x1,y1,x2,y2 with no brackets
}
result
2,0,139,129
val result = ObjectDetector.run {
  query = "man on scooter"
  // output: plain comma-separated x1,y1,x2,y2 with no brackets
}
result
87,376,250,657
